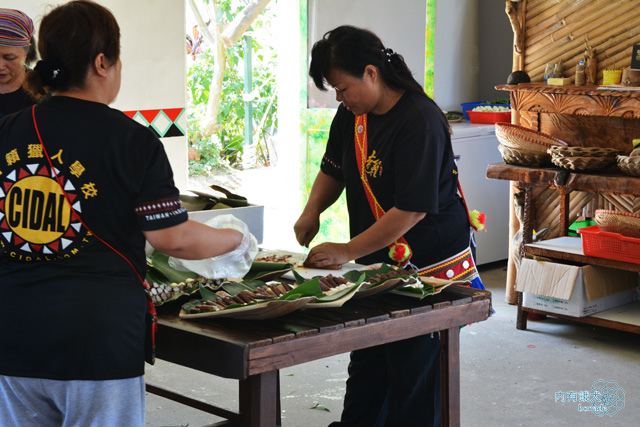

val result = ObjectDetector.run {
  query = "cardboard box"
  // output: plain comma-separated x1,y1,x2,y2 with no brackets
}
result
187,204,264,244
516,258,639,317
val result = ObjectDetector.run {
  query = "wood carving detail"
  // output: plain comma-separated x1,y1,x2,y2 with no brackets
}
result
514,91,640,118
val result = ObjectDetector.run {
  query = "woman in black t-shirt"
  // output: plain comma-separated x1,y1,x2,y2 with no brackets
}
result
0,9,37,117
0,2,244,426
294,25,485,427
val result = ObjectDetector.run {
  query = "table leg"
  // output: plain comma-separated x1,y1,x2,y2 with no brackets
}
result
516,291,528,330
440,328,461,427
239,370,279,427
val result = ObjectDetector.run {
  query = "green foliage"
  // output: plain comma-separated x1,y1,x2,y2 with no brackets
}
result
424,0,435,98
300,109,350,245
186,0,277,173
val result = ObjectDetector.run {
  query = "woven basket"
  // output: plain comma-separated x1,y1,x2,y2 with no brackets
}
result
495,122,568,154
548,146,620,158
603,69,623,85
595,209,640,238
630,147,640,157
498,144,551,167
617,155,640,177
551,155,617,171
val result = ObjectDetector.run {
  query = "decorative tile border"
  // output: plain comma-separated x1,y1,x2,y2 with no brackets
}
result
123,108,185,138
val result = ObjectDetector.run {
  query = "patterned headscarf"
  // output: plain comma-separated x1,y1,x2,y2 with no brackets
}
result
0,9,35,48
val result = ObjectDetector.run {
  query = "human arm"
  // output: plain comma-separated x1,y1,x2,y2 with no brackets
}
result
143,219,242,260
305,207,425,267
294,171,345,247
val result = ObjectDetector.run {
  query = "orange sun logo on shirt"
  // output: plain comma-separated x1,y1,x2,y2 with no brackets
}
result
0,164,84,258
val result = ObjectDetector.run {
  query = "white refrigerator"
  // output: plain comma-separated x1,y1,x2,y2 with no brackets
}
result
450,122,510,265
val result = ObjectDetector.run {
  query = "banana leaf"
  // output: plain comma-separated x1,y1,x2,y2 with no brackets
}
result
147,251,199,284
181,278,320,315
393,276,464,299
343,264,417,291
343,263,396,282
209,184,247,201
311,275,366,304
179,193,218,209
244,261,293,281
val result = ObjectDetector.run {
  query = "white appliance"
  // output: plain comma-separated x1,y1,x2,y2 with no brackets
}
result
450,122,509,265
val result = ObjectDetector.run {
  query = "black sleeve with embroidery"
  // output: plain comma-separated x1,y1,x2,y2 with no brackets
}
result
133,132,188,231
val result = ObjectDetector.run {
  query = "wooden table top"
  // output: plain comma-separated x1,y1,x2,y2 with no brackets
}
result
486,162,640,195
155,285,492,380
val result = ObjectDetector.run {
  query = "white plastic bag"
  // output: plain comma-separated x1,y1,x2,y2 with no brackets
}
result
168,214,258,279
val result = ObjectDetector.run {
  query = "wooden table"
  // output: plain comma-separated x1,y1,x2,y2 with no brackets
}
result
145,284,492,427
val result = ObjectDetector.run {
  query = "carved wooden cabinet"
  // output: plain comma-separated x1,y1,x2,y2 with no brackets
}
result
498,83,640,152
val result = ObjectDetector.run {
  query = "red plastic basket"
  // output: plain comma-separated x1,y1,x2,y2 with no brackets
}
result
578,225,640,264
467,110,511,124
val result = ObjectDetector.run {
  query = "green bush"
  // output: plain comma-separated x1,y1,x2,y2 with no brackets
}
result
186,0,277,173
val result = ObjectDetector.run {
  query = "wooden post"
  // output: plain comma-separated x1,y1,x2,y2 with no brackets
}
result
504,0,526,304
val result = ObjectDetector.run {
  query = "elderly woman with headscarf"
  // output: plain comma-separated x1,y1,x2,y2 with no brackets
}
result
0,9,37,117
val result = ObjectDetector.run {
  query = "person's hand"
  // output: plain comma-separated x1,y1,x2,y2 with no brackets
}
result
306,242,351,268
293,212,320,247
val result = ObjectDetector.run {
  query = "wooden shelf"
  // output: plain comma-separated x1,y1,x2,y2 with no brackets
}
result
486,163,640,195
523,237,640,273
522,302,640,334
496,83,640,119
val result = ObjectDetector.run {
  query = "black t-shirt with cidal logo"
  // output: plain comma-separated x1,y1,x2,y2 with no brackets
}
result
0,96,188,381
321,92,470,268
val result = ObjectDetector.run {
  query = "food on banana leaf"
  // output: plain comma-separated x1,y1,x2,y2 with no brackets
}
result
186,282,294,313
255,254,295,263
315,274,353,293
147,250,233,305
358,267,419,289
182,280,306,314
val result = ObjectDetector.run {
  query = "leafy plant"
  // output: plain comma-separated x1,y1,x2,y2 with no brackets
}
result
186,0,277,173
300,109,350,245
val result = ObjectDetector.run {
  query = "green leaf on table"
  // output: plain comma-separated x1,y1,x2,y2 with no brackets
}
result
310,403,331,412
292,269,306,284
244,263,292,281
285,278,324,298
220,280,263,295
314,275,365,303
199,283,220,301
147,251,199,284
343,263,395,283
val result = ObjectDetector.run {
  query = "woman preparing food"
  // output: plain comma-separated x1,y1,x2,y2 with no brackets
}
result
294,25,485,426
0,9,37,117
0,2,246,426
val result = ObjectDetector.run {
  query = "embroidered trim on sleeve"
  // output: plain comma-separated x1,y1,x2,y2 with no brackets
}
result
135,198,187,221
321,154,342,172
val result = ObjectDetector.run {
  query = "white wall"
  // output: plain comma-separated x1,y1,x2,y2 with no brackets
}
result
9,0,188,190
307,0,427,108
433,0,513,110
433,0,480,111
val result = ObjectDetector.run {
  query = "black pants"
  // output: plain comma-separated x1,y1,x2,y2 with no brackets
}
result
329,333,441,427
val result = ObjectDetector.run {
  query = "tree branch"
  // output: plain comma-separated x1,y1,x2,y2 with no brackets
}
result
221,0,271,48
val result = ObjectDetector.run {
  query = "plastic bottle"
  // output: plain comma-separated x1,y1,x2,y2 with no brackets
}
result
575,60,585,86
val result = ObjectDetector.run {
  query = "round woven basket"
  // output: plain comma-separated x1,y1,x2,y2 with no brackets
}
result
630,147,640,157
595,209,640,238
617,155,640,177
550,155,617,171
548,146,620,158
495,122,568,154
498,144,551,167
